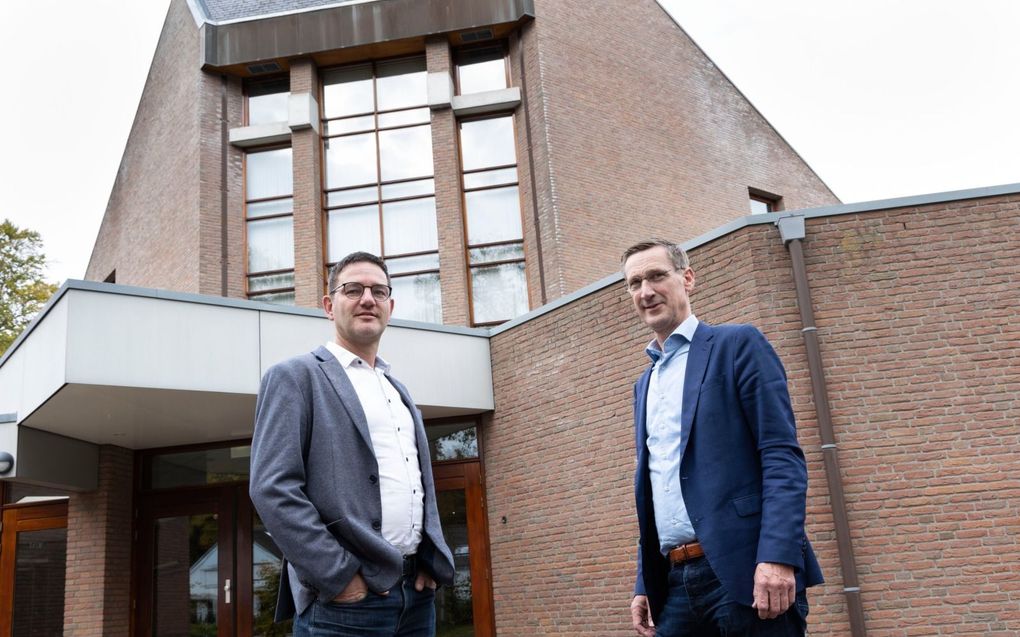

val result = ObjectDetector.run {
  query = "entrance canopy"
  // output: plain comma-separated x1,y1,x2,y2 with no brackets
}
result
0,281,493,489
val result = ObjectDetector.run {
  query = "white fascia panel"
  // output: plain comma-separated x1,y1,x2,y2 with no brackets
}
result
10,295,70,421
64,290,261,394
259,311,334,377
379,326,493,412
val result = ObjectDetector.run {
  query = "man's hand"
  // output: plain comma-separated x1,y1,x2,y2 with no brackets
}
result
414,571,437,592
752,562,795,619
332,572,388,603
630,595,655,636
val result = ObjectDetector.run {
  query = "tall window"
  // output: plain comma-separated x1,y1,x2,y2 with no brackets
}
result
245,147,295,304
246,77,290,125
459,116,528,325
321,56,442,323
455,44,508,95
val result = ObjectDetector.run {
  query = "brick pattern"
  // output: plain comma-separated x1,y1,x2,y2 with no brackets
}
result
517,0,839,300
485,195,1020,636
85,0,202,290
291,59,326,307
63,446,133,636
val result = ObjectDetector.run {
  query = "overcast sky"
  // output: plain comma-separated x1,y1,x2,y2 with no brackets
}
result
2,1,1018,284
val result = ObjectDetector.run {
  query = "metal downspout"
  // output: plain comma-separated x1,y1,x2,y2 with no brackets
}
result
776,215,868,637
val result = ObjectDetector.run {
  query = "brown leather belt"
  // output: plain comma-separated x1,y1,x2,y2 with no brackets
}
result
668,541,704,566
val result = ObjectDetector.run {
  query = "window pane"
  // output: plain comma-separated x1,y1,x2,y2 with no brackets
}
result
458,55,507,95
460,117,516,171
426,423,479,461
387,253,440,275
246,148,293,200
325,133,378,189
328,205,381,261
379,125,433,182
381,179,434,201
148,446,252,489
248,91,290,125
12,527,67,636
249,290,295,306
248,272,295,293
376,57,427,111
253,511,293,635
465,186,522,245
247,217,294,272
471,261,528,323
749,198,772,214
378,107,431,129
464,167,518,190
325,115,376,136
391,272,442,324
247,197,293,219
327,186,378,208
383,197,438,255
469,243,524,265
322,64,375,118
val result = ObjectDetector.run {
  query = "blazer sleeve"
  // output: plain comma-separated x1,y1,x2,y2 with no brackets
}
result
734,326,809,571
249,362,362,602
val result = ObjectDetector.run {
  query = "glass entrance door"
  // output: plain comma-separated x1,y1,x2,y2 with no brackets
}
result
0,500,69,637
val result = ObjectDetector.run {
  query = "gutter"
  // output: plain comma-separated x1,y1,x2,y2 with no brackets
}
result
776,214,868,637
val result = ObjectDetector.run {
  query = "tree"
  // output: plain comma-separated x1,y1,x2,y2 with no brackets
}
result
1,219,58,355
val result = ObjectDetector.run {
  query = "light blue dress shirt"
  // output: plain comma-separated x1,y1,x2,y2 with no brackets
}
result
645,315,700,554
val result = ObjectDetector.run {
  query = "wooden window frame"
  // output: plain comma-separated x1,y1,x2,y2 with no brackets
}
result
244,145,296,302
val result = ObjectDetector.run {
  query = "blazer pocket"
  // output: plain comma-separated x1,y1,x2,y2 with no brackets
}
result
732,493,762,517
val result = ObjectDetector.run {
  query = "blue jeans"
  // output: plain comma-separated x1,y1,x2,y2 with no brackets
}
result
294,567,436,636
656,556,808,637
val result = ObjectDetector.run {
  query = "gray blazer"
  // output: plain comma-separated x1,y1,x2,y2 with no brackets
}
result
249,346,455,621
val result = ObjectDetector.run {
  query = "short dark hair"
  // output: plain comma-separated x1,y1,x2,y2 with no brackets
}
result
620,238,690,271
328,251,390,292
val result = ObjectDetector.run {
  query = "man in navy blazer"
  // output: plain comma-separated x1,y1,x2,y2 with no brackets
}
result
250,251,454,636
623,239,822,636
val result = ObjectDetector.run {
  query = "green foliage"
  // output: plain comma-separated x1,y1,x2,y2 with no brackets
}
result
0,219,58,355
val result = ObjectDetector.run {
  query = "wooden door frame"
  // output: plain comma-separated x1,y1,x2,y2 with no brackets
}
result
433,460,495,637
134,486,238,637
0,499,69,636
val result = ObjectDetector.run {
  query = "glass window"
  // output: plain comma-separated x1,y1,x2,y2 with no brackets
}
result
426,422,479,462
749,196,773,214
247,78,290,125
245,148,294,303
145,445,252,490
459,115,528,325
456,44,508,95
322,56,442,323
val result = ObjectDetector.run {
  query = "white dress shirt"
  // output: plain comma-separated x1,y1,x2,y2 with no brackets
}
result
325,341,425,556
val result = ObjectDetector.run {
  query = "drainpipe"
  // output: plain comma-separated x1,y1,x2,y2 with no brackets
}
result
776,215,868,637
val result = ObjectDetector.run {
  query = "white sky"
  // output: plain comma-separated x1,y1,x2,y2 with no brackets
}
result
2,1,1018,284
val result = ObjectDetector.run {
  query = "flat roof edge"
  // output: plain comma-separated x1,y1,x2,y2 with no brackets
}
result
492,181,1020,335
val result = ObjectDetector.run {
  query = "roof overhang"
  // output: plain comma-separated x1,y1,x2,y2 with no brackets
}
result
0,282,493,488
199,0,535,75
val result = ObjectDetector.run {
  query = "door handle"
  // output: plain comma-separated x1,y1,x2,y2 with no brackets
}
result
224,578,231,604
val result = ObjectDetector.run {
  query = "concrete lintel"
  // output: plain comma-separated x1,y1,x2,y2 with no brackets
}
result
229,122,292,147
451,86,521,116
428,71,453,109
289,92,321,133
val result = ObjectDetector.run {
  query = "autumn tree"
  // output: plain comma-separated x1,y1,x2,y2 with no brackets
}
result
1,219,58,355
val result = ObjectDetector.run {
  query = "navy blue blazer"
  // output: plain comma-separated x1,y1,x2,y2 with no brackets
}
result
634,322,823,620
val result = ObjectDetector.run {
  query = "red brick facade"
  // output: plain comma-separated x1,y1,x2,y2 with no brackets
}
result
484,194,1020,635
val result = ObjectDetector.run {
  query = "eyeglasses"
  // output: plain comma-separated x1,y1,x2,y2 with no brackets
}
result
332,281,392,301
626,269,675,293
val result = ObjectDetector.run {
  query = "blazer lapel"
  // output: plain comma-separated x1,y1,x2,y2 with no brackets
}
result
679,322,714,462
314,346,374,452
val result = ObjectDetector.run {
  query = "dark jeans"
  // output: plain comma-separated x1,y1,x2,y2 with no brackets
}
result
294,567,436,637
656,556,808,637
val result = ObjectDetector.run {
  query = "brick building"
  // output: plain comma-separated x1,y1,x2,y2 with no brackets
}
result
1,0,1017,636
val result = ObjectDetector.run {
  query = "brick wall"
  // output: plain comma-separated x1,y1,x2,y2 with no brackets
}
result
85,0,202,291
63,446,133,636
485,194,1020,635
518,0,839,300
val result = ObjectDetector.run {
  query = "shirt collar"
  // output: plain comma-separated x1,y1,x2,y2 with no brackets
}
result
325,340,391,373
645,315,699,363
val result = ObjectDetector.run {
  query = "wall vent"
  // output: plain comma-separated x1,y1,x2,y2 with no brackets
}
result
247,61,283,75
460,29,494,42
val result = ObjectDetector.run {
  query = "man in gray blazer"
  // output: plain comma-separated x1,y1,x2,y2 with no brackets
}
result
250,251,455,636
